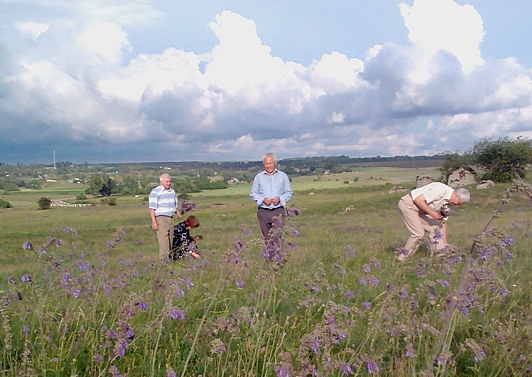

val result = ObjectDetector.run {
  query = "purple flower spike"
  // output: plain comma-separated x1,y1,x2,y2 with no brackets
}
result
169,308,185,320
366,361,379,374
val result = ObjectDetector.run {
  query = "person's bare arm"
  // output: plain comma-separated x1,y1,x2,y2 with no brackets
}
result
441,222,448,246
150,209,158,230
413,194,442,220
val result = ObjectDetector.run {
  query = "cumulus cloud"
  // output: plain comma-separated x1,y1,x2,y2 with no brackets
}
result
0,0,531,163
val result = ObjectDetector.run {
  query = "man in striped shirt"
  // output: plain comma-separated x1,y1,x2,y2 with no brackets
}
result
149,173,181,260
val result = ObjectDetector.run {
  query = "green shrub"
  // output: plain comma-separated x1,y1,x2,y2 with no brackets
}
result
0,198,12,208
37,197,52,210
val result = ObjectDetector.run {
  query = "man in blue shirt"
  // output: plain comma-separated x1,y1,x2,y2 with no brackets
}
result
250,153,293,243
149,173,181,260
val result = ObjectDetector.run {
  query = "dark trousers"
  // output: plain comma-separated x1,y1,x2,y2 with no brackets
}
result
257,206,285,242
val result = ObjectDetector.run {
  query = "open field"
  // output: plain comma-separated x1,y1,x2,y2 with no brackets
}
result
1,168,531,376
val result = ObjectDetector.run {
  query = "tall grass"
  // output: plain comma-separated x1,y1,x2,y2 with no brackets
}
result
0,179,531,376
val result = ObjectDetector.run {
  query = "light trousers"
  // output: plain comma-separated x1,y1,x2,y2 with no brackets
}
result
398,194,444,254
155,216,174,259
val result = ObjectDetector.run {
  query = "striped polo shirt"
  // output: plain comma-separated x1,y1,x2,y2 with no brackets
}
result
148,185,178,217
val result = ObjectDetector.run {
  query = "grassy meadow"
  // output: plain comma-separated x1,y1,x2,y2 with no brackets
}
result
1,167,531,376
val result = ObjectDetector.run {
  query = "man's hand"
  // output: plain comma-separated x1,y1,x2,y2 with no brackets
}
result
263,197,272,206
151,220,158,231
271,196,280,205
414,194,442,220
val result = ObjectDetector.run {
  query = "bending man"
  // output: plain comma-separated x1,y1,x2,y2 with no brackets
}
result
397,182,470,261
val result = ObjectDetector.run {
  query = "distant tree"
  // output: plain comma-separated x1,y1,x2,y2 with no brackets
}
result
86,175,103,196
26,180,42,190
438,152,475,181
99,176,117,197
37,197,52,210
439,137,532,183
119,176,141,195
85,175,116,196
472,137,532,182
0,180,21,192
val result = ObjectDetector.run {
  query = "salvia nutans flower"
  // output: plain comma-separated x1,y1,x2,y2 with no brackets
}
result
179,200,197,214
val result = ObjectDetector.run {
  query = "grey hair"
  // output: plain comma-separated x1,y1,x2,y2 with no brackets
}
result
455,187,470,203
262,152,277,162
159,173,171,182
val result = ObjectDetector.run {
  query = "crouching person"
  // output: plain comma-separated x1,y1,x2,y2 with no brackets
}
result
169,215,201,260
397,182,470,261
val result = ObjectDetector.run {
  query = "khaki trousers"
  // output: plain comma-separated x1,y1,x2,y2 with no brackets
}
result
155,216,174,259
398,194,444,255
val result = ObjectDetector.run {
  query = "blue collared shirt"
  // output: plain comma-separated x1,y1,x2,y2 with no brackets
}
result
250,169,293,209
149,185,178,217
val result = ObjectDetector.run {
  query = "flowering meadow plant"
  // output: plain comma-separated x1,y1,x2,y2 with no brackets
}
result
1,185,532,376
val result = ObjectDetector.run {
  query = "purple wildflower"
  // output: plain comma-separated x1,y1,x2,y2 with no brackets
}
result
7,276,15,284
362,264,371,273
183,277,194,289
235,279,244,288
22,241,33,250
474,349,486,363
310,285,321,294
359,276,367,286
180,200,197,214
136,301,147,311
109,365,121,376
501,237,514,247
169,308,185,320
366,361,379,374
309,337,321,355
406,343,416,357
369,276,379,287
362,301,371,310
344,289,355,300
441,280,449,287
106,329,118,339
166,367,177,377
210,338,227,355
93,354,103,364
72,289,81,298
125,328,135,341
398,288,409,298
370,257,381,268
276,366,291,377
339,361,353,375
21,275,32,283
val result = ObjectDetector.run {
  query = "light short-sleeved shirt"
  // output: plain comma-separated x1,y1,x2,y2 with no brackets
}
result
410,182,453,212
149,185,177,217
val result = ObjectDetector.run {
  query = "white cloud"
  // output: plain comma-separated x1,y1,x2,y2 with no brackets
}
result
78,21,130,64
1,0,532,164
16,21,49,39
400,0,483,72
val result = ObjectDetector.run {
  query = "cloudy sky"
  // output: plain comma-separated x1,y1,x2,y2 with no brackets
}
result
1,0,531,164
